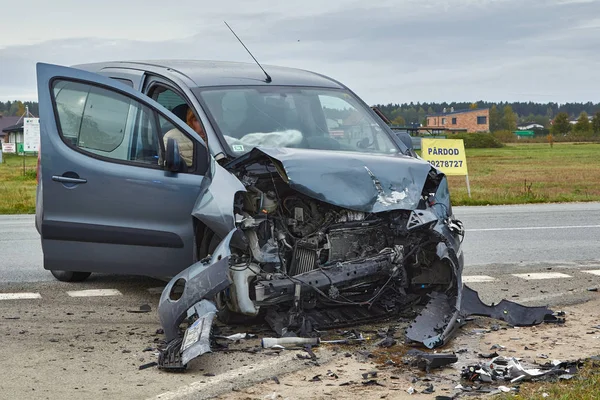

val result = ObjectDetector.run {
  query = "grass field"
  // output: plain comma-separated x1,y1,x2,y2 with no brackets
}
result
0,154,37,214
2,143,600,214
444,143,600,206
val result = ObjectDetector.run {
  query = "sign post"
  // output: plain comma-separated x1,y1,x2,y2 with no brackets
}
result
23,117,40,153
421,138,471,197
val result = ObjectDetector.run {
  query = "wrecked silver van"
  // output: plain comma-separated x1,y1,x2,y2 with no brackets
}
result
36,61,467,370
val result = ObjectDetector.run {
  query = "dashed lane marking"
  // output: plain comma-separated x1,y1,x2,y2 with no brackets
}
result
511,272,572,280
583,270,600,276
462,275,497,283
66,289,122,297
0,292,42,300
469,225,600,232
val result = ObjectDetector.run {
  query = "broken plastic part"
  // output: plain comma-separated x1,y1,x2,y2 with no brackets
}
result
460,285,563,326
404,349,458,372
180,300,217,365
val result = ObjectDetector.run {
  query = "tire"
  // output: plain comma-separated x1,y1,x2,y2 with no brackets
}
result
50,270,92,282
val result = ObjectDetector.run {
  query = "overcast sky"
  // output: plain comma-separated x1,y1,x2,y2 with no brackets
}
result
1,0,599,105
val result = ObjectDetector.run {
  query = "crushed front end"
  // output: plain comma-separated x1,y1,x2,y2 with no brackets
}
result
157,148,465,369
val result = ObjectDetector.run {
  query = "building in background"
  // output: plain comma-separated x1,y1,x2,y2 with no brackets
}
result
426,108,490,132
518,122,545,130
0,115,21,143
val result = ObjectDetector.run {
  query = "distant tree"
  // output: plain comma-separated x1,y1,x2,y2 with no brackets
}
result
552,112,571,135
489,105,502,132
391,116,406,126
469,102,478,109
592,111,600,135
417,107,426,123
502,105,517,131
574,112,591,133
405,107,418,123
8,101,25,116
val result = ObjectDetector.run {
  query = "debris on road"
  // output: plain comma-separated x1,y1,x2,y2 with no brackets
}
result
404,349,458,372
127,304,152,313
462,355,584,384
138,361,158,370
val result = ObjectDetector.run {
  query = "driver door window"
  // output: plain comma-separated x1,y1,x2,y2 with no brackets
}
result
151,86,196,169
53,80,160,166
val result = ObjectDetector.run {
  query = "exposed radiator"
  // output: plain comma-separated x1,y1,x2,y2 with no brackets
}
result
289,246,317,276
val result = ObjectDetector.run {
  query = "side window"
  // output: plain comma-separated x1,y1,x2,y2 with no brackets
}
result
52,80,160,166
150,85,197,169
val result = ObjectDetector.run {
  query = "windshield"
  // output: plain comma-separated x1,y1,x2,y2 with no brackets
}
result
194,87,400,156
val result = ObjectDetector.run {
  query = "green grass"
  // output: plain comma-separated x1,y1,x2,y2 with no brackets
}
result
440,143,600,206
495,361,600,400
2,143,600,214
0,154,37,214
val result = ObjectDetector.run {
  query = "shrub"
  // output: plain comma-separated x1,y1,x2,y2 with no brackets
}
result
492,130,518,143
450,132,504,148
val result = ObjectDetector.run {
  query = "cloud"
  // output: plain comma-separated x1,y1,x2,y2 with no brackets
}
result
1,0,600,104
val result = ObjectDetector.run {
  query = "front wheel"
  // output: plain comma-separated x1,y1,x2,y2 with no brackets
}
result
50,270,92,282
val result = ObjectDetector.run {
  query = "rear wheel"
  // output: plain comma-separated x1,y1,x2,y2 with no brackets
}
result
50,270,92,282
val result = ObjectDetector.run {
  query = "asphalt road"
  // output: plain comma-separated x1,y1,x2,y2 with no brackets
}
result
1,202,600,283
456,202,600,269
2,204,600,399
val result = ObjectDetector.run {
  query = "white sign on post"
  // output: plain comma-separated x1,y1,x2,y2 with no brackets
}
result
23,118,40,152
2,142,16,153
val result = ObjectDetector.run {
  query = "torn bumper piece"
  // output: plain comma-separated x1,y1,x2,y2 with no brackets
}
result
157,230,237,370
406,285,563,350
460,285,564,325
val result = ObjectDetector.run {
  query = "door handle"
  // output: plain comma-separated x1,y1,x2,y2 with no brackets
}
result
52,175,87,184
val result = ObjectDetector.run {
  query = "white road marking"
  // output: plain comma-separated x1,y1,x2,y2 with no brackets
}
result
583,270,600,276
512,272,572,280
469,225,600,232
66,289,122,297
147,287,165,295
0,292,42,300
462,275,497,283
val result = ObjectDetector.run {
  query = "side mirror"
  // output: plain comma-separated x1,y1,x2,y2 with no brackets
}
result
396,132,414,150
165,138,181,172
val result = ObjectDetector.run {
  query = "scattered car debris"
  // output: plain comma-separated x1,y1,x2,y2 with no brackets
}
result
422,383,435,394
404,349,458,372
462,356,584,384
406,386,415,394
478,352,499,359
362,379,384,387
138,361,158,370
361,371,377,379
261,334,365,349
127,304,152,313
218,333,257,341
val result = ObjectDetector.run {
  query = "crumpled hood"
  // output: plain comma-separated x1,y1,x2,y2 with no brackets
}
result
228,147,435,213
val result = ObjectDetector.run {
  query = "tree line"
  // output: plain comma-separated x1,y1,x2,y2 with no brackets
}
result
0,101,40,117
374,101,600,130
2,99,599,136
